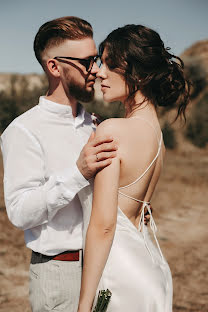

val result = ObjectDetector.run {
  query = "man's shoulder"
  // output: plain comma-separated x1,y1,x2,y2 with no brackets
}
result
1,105,39,138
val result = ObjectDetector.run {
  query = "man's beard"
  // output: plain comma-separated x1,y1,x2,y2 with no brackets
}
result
68,81,95,103
64,71,95,103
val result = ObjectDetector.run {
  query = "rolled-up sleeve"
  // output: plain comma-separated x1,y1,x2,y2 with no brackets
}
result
1,124,89,230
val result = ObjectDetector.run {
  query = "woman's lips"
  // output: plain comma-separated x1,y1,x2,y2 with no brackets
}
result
101,85,110,92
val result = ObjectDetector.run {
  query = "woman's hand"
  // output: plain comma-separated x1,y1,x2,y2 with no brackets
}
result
144,205,153,225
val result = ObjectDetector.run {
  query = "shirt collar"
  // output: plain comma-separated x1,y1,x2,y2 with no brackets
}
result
38,96,87,127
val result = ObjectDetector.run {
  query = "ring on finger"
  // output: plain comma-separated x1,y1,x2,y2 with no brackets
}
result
96,154,99,161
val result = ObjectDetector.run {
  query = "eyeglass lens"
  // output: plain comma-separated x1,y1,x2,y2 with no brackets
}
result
88,56,101,72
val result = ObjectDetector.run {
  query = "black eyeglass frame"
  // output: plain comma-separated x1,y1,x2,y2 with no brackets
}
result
53,55,100,72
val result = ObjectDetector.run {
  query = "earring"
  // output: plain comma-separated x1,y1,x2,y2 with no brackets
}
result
138,79,141,83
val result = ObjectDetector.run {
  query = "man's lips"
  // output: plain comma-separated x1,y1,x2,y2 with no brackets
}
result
87,80,96,86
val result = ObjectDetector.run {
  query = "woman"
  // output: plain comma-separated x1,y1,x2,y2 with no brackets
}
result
77,24,189,312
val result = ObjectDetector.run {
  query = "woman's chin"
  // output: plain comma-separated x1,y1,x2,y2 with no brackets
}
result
103,94,119,103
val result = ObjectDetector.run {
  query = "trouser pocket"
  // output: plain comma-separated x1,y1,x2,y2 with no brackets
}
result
29,260,82,312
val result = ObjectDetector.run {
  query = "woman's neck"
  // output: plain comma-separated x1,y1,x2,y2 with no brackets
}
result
125,101,157,119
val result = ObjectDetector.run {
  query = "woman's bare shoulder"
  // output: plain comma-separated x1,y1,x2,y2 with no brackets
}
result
95,117,153,144
96,117,154,137
95,118,126,136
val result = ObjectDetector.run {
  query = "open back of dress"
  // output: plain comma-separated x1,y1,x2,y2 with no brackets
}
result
93,117,173,312
79,117,173,312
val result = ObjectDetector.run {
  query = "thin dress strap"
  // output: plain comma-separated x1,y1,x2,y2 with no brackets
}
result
138,202,165,263
118,116,164,263
119,116,162,190
119,133,162,190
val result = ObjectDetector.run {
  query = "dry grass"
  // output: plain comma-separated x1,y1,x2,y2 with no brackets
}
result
152,144,208,312
0,143,207,312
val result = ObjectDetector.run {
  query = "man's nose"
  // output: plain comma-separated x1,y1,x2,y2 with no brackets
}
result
96,65,106,79
90,61,100,74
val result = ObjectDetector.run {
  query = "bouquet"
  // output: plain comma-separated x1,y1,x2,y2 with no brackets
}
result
93,289,112,312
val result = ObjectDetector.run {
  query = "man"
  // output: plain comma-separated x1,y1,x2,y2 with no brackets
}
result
0,16,117,311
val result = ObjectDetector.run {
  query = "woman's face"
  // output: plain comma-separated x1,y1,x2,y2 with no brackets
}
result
97,49,128,103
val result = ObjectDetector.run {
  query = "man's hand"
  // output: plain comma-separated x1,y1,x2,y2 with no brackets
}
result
77,131,118,180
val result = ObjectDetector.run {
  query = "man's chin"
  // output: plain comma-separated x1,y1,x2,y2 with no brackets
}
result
78,90,95,103
68,84,94,103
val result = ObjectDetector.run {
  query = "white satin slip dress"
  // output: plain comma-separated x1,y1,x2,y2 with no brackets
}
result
79,117,173,312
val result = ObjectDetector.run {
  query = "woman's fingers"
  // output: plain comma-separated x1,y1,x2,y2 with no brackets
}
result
144,205,153,225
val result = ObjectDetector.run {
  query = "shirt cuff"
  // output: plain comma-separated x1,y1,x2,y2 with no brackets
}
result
56,163,90,199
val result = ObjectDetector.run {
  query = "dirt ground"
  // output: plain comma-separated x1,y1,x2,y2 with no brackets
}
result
0,144,207,312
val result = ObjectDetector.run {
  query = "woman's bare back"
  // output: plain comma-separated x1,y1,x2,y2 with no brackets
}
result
110,115,165,228
88,114,172,312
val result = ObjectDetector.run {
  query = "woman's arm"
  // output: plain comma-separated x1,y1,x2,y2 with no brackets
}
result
78,121,120,312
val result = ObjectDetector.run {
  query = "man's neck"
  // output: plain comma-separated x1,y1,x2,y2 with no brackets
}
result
45,92,78,118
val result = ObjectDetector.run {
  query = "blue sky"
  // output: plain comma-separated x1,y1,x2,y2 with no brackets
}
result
1,0,207,73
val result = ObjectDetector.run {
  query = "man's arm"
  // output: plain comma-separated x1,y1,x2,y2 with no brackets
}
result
1,124,117,230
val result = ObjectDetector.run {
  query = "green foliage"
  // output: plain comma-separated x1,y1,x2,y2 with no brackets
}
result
0,92,19,132
83,99,125,120
162,122,177,149
185,92,208,148
0,74,48,133
93,289,112,312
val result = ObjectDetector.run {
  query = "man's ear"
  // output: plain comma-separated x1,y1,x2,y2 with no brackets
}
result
46,59,60,78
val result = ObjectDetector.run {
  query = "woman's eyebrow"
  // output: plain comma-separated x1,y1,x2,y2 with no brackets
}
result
101,56,107,63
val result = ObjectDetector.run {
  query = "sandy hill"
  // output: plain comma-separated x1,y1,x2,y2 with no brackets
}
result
0,72,46,93
181,39,208,65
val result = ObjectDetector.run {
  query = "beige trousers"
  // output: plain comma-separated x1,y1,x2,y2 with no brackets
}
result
29,251,82,312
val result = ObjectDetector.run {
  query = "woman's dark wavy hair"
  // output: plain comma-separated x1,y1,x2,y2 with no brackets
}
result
99,24,190,121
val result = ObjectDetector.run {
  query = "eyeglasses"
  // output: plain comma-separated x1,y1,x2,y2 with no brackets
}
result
53,55,101,72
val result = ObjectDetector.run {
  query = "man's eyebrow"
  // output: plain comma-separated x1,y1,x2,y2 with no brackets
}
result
85,54,99,59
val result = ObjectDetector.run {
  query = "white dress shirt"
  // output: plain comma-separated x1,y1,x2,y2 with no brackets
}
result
0,96,96,255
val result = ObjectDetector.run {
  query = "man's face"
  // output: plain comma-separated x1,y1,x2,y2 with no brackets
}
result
49,38,99,102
